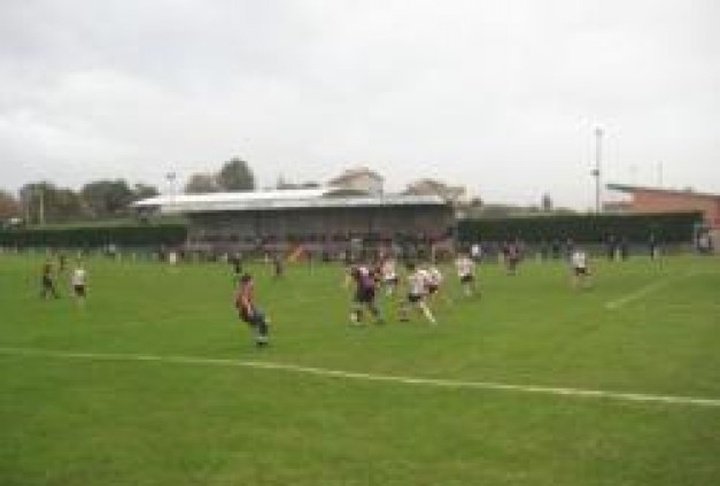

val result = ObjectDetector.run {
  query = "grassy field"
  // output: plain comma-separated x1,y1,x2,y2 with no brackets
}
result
1,252,719,485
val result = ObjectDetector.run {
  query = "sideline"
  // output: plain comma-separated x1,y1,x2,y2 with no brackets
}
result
1,347,720,408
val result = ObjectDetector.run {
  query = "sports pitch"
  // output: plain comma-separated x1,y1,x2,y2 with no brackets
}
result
1,253,719,485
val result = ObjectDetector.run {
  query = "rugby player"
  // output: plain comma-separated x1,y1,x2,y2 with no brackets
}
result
235,273,270,346
570,247,592,289
399,263,437,325
70,261,88,306
455,253,477,297
346,263,383,325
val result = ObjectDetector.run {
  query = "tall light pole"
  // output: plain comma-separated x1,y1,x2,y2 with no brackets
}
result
591,127,603,213
37,185,45,226
166,172,177,196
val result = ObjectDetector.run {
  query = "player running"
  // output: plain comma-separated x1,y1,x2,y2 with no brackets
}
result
455,253,477,297
570,247,592,289
399,263,437,325
235,273,270,347
380,256,399,296
425,264,449,304
70,261,88,306
40,260,59,299
346,263,383,325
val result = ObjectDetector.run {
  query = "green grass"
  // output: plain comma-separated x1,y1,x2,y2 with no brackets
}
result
1,253,719,485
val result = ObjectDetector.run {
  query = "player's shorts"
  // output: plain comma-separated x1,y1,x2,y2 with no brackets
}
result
426,284,439,295
42,276,53,288
355,287,376,304
73,285,86,297
460,274,474,284
383,276,398,285
407,293,423,303
573,267,588,276
240,308,265,325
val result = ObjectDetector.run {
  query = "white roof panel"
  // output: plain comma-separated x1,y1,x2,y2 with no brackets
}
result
132,189,447,214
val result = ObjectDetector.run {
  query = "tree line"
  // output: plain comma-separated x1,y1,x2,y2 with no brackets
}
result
0,155,573,226
0,180,160,225
1,158,257,225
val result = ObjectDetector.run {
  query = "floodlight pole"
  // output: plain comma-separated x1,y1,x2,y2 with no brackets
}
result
38,186,45,225
592,127,603,213
166,172,177,196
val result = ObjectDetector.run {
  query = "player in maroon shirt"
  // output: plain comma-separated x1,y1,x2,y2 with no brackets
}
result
235,274,270,347
345,263,383,325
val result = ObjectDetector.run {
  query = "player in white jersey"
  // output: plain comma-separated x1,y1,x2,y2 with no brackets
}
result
399,263,436,324
425,265,450,305
570,248,591,289
70,262,88,306
455,253,477,297
470,243,482,262
425,266,442,293
380,257,399,296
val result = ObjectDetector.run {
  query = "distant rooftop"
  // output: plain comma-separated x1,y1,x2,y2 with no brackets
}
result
328,167,384,185
606,183,720,200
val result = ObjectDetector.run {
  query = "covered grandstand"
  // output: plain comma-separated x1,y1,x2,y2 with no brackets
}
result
132,188,454,254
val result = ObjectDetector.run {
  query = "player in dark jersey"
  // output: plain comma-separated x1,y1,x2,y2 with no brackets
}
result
235,273,270,347
272,253,284,279
40,261,59,299
230,253,243,285
504,241,521,275
58,253,67,273
345,263,383,325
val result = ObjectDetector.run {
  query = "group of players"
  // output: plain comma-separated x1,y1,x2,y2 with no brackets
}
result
233,252,478,347
33,243,589,348
39,255,89,306
345,253,478,327
233,245,593,347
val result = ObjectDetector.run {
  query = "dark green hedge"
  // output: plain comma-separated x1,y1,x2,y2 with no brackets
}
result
0,224,187,247
457,212,702,243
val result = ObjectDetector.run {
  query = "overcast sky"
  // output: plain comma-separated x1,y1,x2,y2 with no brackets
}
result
1,0,718,208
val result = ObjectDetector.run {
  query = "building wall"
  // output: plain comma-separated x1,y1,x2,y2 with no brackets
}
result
631,191,720,228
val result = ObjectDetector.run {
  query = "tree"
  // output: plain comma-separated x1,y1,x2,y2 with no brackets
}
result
81,179,134,218
541,193,553,212
185,173,220,194
469,197,483,207
0,189,20,221
132,183,159,201
217,158,255,192
19,182,85,224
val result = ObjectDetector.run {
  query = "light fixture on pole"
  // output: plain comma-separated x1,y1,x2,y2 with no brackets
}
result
591,127,603,213
166,172,177,196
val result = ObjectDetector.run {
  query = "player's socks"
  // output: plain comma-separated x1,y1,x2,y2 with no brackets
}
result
420,303,436,324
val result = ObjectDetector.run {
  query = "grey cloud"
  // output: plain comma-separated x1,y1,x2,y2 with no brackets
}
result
1,0,718,208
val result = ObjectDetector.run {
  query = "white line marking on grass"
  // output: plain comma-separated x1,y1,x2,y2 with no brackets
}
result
605,271,697,310
1,347,720,409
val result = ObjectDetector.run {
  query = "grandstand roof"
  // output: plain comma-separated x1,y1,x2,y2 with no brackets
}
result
132,187,447,214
